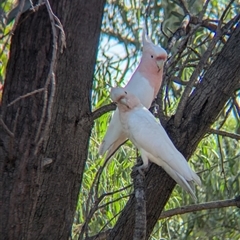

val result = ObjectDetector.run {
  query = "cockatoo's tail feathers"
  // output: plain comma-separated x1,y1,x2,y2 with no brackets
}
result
98,141,105,156
98,108,126,158
113,87,201,201
99,136,127,160
191,170,202,187
104,136,128,161
175,172,197,202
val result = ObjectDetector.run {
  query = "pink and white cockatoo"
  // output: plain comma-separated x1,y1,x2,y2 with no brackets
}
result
99,28,168,160
110,87,201,201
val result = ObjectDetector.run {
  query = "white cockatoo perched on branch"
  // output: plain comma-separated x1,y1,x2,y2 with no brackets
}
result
110,87,201,201
99,27,168,160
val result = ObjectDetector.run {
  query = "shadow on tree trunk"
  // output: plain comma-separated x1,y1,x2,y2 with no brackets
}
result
0,1,106,239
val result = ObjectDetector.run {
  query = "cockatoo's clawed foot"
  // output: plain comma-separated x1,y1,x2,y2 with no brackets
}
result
149,101,159,116
137,168,145,177
135,160,144,167
153,102,159,115
132,164,148,176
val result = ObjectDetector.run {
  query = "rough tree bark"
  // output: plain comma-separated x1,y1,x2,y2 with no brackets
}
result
1,1,239,239
0,0,105,239
108,24,240,240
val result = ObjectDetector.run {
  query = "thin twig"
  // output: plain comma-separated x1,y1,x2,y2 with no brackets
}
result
84,230,112,240
90,206,126,240
158,19,199,123
29,0,34,9
35,73,56,152
218,100,234,130
98,193,131,209
217,134,224,175
46,6,66,52
222,13,240,35
199,0,211,21
81,158,112,239
216,134,230,194
8,107,20,159
83,210,123,240
10,0,26,34
79,184,130,240
209,129,240,141
0,117,14,137
197,154,240,175
145,0,153,19
7,88,44,107
160,16,170,39
220,0,235,23
86,158,110,217
159,197,240,219
101,29,138,47
166,15,190,52
165,24,199,70
91,103,116,120
232,95,240,115
174,18,224,127
83,150,130,236
0,35,11,61
0,31,12,41
178,0,189,15
34,81,49,145
145,0,153,34
159,20,192,120
34,0,64,153
100,184,132,199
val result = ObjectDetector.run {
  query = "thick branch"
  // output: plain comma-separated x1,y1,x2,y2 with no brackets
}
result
209,129,240,141
91,103,116,120
159,197,240,219
132,164,146,240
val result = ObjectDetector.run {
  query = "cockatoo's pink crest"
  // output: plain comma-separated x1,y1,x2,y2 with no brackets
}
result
99,27,168,160
112,87,201,201
139,26,168,97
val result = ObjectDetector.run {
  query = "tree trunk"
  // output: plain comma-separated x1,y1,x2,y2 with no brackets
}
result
0,1,105,239
108,24,240,240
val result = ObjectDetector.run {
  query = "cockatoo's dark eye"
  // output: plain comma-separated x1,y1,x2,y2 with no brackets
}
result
124,91,127,94
151,55,153,58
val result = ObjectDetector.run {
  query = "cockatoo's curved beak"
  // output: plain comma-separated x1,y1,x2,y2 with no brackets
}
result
157,59,165,69
119,97,128,106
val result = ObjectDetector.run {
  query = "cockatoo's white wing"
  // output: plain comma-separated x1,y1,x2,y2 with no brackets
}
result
140,147,199,200
99,72,155,158
99,109,128,158
127,107,201,186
